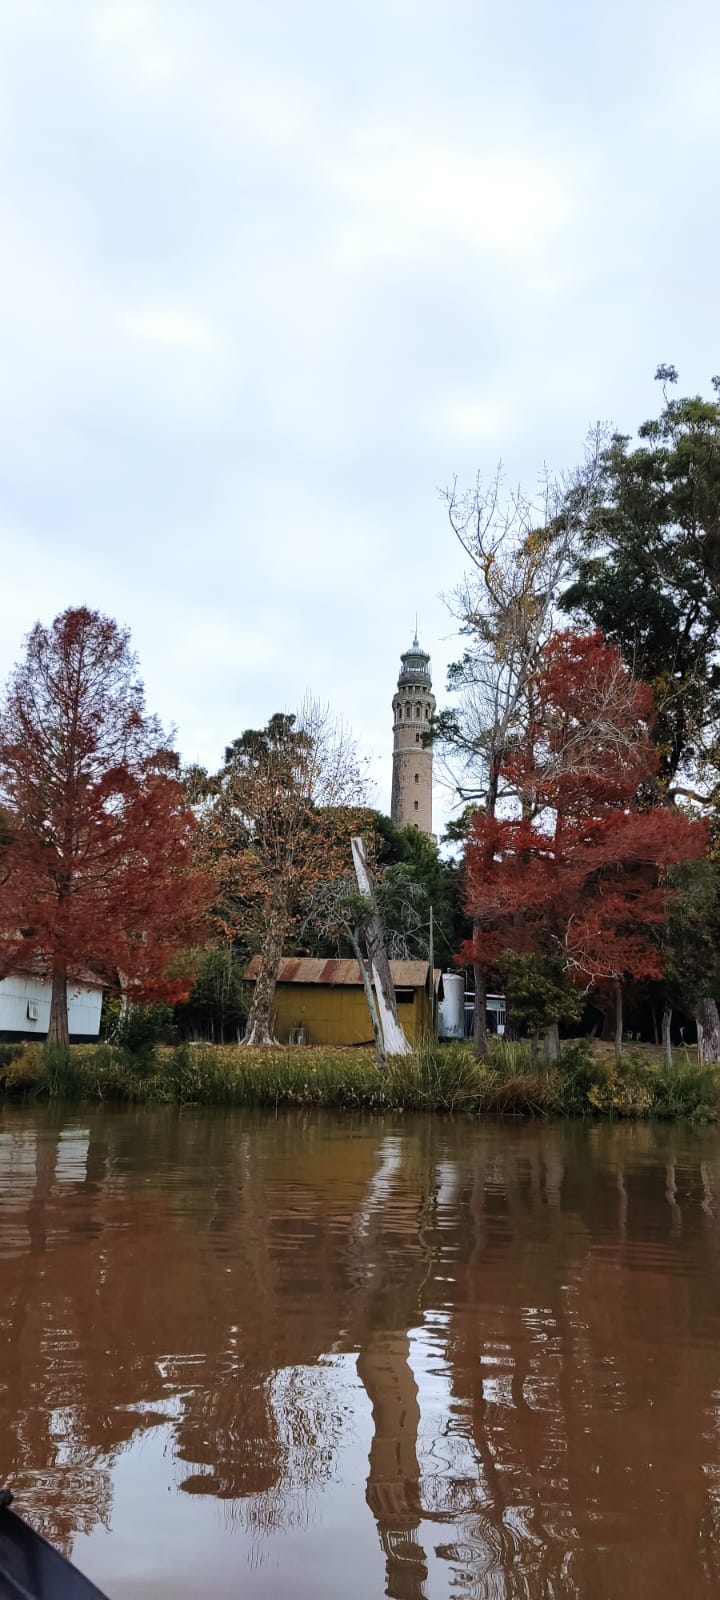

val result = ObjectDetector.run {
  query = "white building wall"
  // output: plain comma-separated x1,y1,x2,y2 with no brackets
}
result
0,973,103,1038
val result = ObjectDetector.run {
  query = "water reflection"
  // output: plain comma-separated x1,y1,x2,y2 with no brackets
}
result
2,1109,720,1595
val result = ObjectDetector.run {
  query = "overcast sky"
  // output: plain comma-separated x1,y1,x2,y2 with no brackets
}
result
1,0,718,825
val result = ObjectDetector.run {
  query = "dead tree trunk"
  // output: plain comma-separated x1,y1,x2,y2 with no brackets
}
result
472,952,487,1061
614,982,623,1063
545,1022,560,1064
662,1005,673,1070
348,926,387,1072
47,966,69,1047
696,997,720,1065
351,837,411,1057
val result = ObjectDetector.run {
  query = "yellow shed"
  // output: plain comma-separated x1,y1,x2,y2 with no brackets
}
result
245,957,438,1047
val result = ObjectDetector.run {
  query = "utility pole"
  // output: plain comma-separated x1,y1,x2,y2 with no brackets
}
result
428,905,435,1035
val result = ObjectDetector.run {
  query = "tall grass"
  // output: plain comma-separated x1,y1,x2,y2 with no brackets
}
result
1,1037,719,1120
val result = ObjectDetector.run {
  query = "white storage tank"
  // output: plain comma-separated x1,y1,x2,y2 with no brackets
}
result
438,972,464,1040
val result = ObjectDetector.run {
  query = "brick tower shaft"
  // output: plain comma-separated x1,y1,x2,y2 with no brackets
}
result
391,636,435,835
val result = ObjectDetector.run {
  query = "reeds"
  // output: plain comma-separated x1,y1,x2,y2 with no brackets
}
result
1,1037,719,1120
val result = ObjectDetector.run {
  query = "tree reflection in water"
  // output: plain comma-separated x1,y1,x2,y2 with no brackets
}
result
2,1109,720,1596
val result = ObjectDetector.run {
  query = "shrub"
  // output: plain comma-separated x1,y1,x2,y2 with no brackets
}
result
393,1043,488,1111
485,1037,536,1077
650,1061,720,1121
103,999,173,1067
1,1043,47,1095
0,1042,24,1070
483,1071,560,1116
554,1039,607,1116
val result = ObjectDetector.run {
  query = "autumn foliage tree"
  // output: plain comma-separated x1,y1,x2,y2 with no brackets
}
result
0,607,211,1044
199,703,367,1046
461,632,706,1057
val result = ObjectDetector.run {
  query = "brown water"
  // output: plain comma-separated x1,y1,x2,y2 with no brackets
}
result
2,1109,720,1600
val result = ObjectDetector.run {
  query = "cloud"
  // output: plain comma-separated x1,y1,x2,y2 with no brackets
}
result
328,126,575,270
432,395,514,445
91,0,186,90
0,0,718,837
120,305,221,354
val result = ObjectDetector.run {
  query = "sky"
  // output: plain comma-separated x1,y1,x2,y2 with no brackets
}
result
1,0,719,827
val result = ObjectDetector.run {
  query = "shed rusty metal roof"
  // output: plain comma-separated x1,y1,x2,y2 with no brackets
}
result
245,956,431,988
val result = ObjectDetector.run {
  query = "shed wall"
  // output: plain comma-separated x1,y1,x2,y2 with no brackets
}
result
0,973,103,1042
270,983,429,1046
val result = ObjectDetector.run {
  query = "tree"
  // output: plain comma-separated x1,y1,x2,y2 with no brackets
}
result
436,440,605,1051
305,812,467,966
461,632,706,1059
173,947,249,1043
437,440,606,812
202,704,367,1046
500,952,583,1060
562,368,720,800
562,368,720,1050
663,856,720,1064
0,607,210,1044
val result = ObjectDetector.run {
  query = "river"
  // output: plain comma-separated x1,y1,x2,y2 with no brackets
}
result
2,1105,720,1598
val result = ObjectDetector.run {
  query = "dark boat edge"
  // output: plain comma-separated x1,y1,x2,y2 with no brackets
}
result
0,1491,110,1600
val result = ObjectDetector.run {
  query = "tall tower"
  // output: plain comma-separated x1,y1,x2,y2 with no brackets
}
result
391,635,435,835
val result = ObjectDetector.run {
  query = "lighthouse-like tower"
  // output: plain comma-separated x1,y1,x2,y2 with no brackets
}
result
391,635,435,835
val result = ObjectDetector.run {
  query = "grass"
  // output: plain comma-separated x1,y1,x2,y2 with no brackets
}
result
1,1035,719,1120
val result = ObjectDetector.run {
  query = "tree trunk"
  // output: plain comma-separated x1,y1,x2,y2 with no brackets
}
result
600,1005,616,1044
614,982,623,1063
351,837,411,1057
695,996,720,1065
662,1004,673,1070
545,1021,560,1065
349,926,387,1073
47,966,69,1047
473,955,487,1061
243,903,286,1046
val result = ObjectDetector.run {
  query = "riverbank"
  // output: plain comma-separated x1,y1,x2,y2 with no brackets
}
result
0,1038,718,1120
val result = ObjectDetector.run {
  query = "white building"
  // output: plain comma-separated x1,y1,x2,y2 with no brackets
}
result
0,970,103,1042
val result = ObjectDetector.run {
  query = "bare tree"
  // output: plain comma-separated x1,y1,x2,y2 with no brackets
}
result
203,700,368,1047
436,434,606,1055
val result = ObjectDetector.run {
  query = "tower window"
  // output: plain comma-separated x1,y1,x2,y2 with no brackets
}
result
415,704,421,719
405,703,411,718
415,732,420,743
397,704,402,719
414,800,419,810
425,706,430,719
414,773,419,783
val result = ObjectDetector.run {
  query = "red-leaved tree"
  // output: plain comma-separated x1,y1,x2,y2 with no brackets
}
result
462,632,707,1055
0,607,211,1044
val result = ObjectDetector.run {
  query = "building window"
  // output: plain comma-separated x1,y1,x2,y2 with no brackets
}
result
406,702,411,718
415,704,421,718
414,773,419,783
415,732,420,743
414,800,419,810
425,706,430,719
